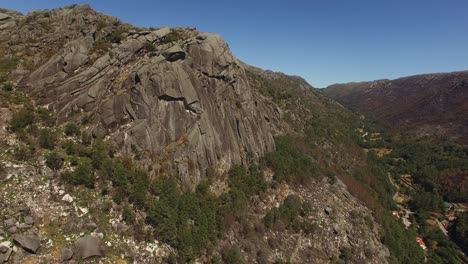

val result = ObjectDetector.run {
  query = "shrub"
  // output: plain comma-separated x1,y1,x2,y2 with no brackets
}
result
107,29,126,43
122,203,136,224
64,123,81,137
96,20,107,31
69,158,95,188
39,128,57,149
161,31,183,44
144,42,156,52
61,139,78,155
2,83,13,91
221,246,245,264
9,107,35,132
13,144,35,161
45,150,64,170
81,132,92,145
264,195,303,229
36,108,56,127
90,40,112,54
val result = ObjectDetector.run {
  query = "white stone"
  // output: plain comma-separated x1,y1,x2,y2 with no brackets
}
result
62,194,74,203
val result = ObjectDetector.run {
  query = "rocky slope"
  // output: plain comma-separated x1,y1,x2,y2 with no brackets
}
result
0,5,390,264
323,71,468,144
0,4,280,188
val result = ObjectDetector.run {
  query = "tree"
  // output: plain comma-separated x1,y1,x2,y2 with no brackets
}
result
451,212,468,254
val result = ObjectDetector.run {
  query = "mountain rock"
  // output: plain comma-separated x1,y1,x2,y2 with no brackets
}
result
74,236,105,260
13,234,41,254
0,5,279,189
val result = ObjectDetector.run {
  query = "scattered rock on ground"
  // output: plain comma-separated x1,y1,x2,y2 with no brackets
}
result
74,236,105,260
61,247,74,261
13,234,41,254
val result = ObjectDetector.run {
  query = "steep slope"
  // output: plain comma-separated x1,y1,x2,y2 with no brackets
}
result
0,4,279,188
323,71,468,144
0,5,394,264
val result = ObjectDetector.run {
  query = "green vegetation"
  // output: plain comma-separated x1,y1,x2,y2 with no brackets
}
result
144,42,156,52
39,128,58,149
451,212,468,255
264,195,301,228
221,246,245,264
357,128,468,263
45,150,64,170
64,123,81,136
9,107,36,132
67,158,95,188
264,136,316,184
2,83,13,91
160,31,183,44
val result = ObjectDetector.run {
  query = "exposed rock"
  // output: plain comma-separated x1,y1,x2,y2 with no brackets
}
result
112,222,129,234
325,207,333,215
83,222,97,231
4,218,16,227
62,194,74,203
332,223,340,234
13,234,41,254
18,206,30,214
145,26,170,42
0,13,10,21
0,245,8,253
23,216,34,226
74,236,105,260
0,248,12,263
61,247,74,261
162,45,185,62
10,8,279,190
7,226,18,234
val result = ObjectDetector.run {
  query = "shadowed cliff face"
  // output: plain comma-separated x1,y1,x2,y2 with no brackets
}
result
324,72,468,144
0,5,281,187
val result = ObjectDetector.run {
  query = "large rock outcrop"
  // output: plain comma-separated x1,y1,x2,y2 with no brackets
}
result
1,5,280,187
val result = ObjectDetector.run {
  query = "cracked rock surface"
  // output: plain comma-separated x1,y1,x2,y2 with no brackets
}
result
1,5,280,188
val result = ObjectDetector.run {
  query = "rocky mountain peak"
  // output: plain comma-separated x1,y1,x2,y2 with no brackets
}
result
0,6,281,188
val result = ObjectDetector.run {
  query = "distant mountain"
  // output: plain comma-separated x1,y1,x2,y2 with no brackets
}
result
323,71,468,144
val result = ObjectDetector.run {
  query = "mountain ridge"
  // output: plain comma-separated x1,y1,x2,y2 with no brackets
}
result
323,70,468,144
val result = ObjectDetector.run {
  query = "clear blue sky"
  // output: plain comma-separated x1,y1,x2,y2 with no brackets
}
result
2,0,468,87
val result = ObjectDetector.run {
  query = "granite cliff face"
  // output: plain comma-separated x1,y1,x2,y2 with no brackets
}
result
0,5,280,187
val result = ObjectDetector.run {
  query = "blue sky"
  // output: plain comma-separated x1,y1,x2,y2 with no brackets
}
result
2,0,468,87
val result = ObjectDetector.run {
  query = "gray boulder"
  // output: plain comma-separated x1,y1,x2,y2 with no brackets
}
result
4,218,16,227
112,222,129,234
61,247,74,261
74,236,105,260
145,26,171,42
162,45,186,62
13,234,41,254
0,248,12,263
0,245,8,254
7,226,18,234
23,216,34,226
0,13,10,21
